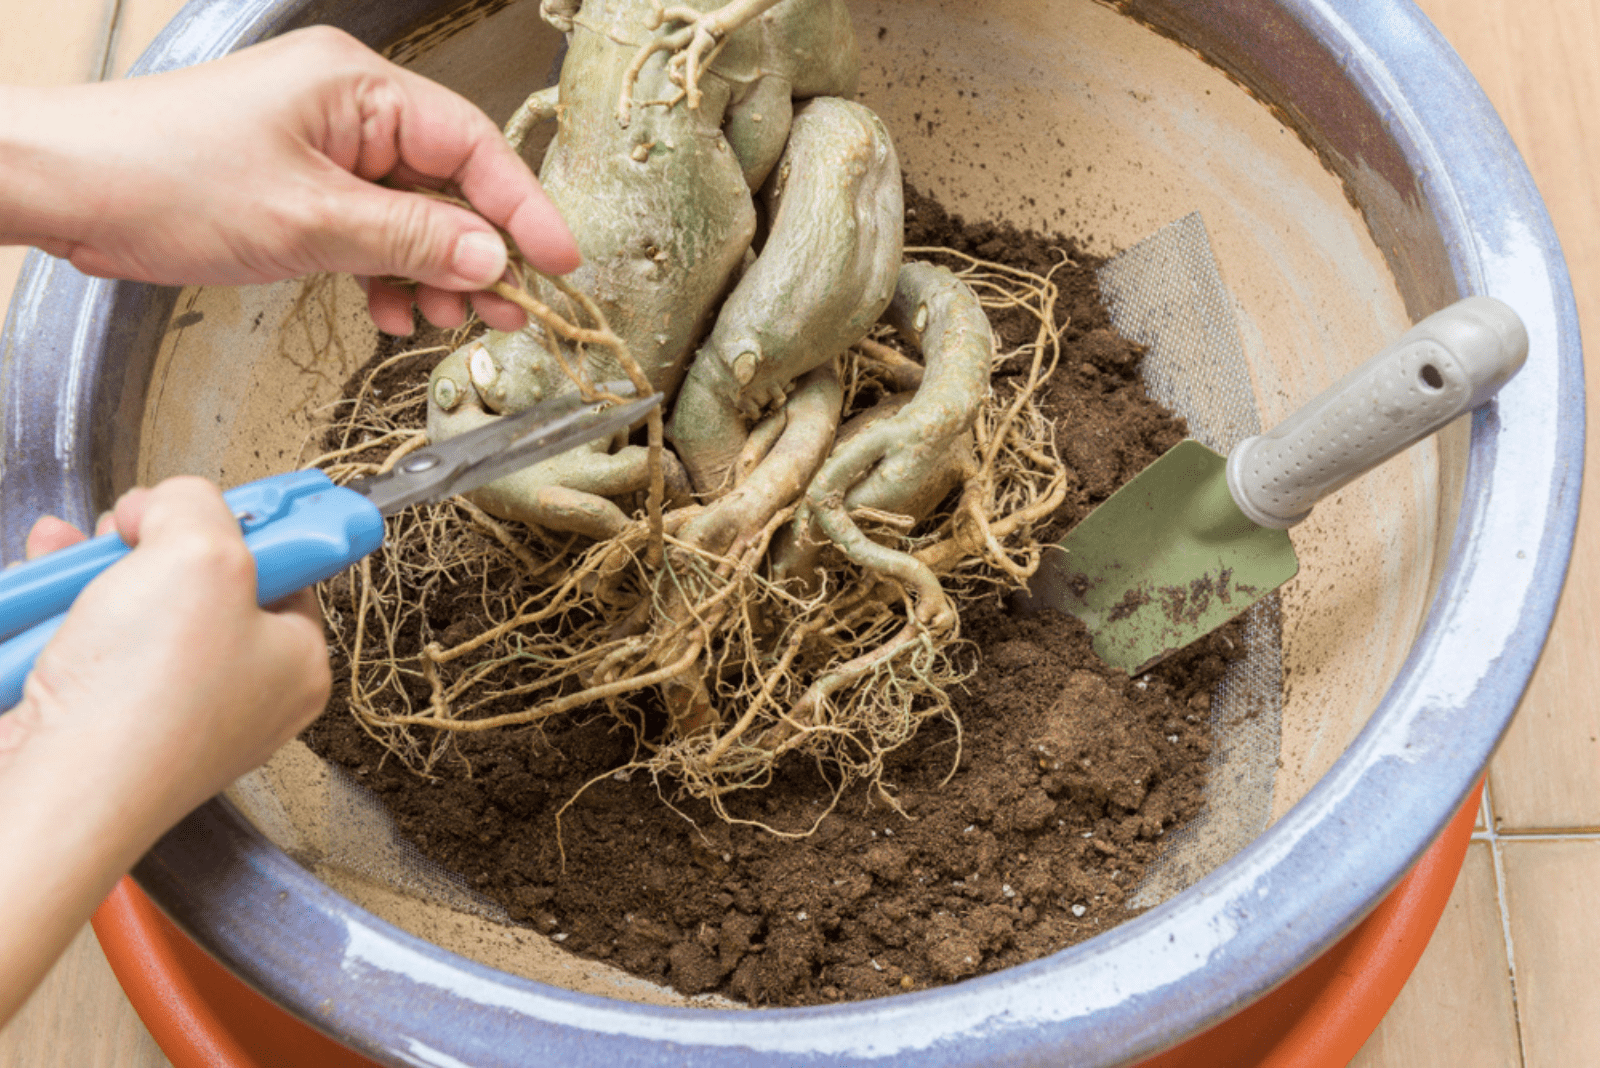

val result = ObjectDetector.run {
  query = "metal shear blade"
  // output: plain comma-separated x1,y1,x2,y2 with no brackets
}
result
349,383,662,514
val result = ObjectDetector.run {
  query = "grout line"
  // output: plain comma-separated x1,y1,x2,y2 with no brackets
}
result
1479,778,1530,1067
93,0,125,82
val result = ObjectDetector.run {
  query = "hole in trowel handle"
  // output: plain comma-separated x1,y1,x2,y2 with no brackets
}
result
1418,364,1445,390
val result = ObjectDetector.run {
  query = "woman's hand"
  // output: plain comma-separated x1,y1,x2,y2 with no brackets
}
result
0,26,579,335
10,478,330,816
0,479,330,1023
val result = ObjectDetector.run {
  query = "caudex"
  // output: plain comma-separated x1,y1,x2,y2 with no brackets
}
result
314,0,1071,828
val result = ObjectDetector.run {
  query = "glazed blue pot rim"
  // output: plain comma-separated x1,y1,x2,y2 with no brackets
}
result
0,0,1582,1065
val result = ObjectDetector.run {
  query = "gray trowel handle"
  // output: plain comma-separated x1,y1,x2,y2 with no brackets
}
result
1225,296,1528,529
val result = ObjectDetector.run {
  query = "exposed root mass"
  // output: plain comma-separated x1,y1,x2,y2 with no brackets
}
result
310,248,1070,828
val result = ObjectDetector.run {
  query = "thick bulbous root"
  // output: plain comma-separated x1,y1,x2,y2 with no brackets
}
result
540,0,580,33
427,334,688,541
717,261,994,752
424,262,690,547
668,97,902,495
772,260,994,595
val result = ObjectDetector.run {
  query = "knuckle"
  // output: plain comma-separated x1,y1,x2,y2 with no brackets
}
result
164,474,219,498
289,25,368,64
155,519,253,587
148,476,227,518
192,532,254,581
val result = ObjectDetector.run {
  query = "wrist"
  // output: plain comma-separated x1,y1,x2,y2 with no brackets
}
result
0,701,174,1022
0,83,110,254
1,697,176,860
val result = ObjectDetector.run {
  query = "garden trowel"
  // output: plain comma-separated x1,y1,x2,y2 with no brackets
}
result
1021,296,1528,674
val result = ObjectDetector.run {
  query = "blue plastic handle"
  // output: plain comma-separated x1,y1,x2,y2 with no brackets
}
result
0,533,132,643
0,471,385,710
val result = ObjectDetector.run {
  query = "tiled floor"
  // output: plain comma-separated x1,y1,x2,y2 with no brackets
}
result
0,1,1596,1066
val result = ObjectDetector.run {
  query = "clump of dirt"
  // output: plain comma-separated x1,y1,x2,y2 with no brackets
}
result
302,186,1240,1006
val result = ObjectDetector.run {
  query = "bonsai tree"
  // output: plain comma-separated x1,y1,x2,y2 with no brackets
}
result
329,0,1066,818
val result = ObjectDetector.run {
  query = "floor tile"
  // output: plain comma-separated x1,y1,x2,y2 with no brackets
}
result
1493,666,1600,832
0,0,116,85
1349,843,1521,1068
0,925,171,1068
1502,839,1600,1068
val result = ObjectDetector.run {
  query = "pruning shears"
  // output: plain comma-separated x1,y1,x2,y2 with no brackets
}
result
0,385,660,710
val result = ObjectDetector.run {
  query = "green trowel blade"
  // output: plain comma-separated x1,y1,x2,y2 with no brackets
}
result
1027,440,1297,674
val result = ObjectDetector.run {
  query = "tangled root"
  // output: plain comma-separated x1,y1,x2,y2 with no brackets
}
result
310,247,1071,830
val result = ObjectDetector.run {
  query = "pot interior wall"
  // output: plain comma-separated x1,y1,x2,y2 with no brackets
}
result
135,0,1438,1004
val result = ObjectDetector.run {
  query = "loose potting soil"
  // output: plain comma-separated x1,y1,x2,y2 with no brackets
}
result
302,188,1240,1006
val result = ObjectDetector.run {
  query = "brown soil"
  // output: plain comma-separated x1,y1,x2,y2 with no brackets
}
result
302,187,1240,1007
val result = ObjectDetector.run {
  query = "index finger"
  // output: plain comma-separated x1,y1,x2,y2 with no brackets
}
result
388,68,581,276
115,478,234,551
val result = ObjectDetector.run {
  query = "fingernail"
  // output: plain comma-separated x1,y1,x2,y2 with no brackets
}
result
453,231,508,286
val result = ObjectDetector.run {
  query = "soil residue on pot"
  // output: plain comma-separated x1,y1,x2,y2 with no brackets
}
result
302,188,1241,1006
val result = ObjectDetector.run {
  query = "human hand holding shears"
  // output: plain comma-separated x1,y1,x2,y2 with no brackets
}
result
0,387,660,712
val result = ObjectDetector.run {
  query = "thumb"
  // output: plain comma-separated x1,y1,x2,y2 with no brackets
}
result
319,179,510,291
